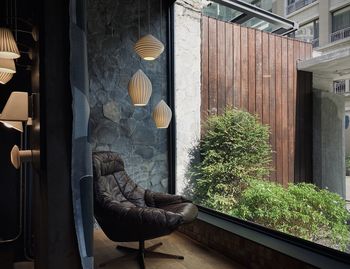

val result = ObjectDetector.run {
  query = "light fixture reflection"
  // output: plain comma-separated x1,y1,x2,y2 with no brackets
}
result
0,58,16,73
0,28,20,59
152,100,172,129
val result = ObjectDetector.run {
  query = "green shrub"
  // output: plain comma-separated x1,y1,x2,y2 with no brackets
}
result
187,108,350,251
232,180,350,251
190,108,272,212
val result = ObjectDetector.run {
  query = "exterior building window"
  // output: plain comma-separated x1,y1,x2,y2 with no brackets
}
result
289,19,319,47
334,80,350,94
242,0,273,12
287,0,317,15
331,5,350,42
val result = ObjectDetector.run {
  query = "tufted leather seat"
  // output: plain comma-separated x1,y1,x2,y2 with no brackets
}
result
93,151,198,268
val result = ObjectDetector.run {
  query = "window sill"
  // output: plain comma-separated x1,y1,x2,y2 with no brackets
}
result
197,206,350,269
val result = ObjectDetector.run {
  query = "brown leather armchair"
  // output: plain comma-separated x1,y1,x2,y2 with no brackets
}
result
93,151,198,268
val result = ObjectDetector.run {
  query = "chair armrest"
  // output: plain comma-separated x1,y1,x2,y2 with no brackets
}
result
106,201,183,228
144,189,191,208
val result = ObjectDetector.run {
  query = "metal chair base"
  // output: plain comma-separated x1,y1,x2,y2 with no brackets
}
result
99,241,184,269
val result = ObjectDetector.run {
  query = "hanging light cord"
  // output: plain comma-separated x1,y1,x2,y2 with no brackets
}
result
15,0,18,41
160,0,162,42
138,0,141,39
6,0,8,25
148,0,151,33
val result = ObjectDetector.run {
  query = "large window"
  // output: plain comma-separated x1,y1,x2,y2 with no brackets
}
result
331,5,350,42
174,0,350,258
289,19,319,47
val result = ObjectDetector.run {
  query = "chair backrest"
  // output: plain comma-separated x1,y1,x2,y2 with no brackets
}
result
92,151,146,208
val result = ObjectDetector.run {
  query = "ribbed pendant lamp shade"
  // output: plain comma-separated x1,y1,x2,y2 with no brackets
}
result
153,100,172,128
0,58,16,73
134,34,164,61
0,72,13,84
128,69,152,106
0,28,20,59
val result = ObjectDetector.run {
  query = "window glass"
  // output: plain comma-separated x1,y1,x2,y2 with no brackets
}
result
332,5,350,32
289,19,319,42
174,0,350,256
242,17,279,32
202,2,243,22
242,0,273,12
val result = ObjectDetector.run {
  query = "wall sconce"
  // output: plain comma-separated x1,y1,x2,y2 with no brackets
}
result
128,69,152,106
10,145,38,169
152,100,172,128
0,91,32,132
0,27,20,59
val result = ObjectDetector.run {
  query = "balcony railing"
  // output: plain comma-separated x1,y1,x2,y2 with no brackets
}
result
287,0,317,15
312,38,319,48
330,27,350,42
334,80,347,94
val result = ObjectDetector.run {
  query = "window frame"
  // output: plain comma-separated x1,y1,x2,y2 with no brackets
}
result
167,1,350,268
332,5,350,33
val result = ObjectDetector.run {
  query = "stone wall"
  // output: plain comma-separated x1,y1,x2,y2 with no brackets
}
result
87,0,169,192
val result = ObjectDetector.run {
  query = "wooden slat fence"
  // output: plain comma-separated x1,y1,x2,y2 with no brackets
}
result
201,16,313,185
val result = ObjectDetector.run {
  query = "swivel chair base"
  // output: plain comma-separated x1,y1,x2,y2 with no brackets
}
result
99,241,184,269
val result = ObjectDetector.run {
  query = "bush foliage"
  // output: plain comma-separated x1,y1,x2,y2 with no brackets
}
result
232,180,350,251
189,108,350,251
191,109,272,211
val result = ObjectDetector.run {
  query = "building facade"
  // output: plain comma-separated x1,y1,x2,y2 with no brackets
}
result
244,0,350,93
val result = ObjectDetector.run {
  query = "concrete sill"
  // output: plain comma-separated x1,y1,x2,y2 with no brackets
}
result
198,208,350,269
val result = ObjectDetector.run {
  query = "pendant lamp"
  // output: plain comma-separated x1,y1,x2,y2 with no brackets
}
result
128,69,152,106
152,100,172,129
0,58,16,73
134,34,164,61
0,72,13,84
1,120,23,132
0,28,20,59
134,0,164,61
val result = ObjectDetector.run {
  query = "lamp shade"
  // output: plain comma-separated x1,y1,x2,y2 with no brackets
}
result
0,91,28,121
0,28,20,59
134,34,164,61
152,100,172,128
0,58,16,73
1,120,23,132
0,72,13,84
128,69,152,106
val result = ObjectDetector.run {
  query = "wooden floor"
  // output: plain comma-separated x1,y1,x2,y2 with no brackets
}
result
94,229,245,269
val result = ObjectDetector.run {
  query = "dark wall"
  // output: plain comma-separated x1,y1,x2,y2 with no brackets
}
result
35,0,81,268
0,0,36,261
87,0,169,192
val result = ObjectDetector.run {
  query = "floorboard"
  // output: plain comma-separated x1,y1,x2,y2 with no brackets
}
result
94,229,245,269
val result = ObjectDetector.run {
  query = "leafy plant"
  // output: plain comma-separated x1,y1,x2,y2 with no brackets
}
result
189,108,272,212
186,108,350,251
232,180,350,251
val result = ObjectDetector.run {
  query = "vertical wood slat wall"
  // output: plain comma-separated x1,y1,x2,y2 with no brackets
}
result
201,16,313,185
